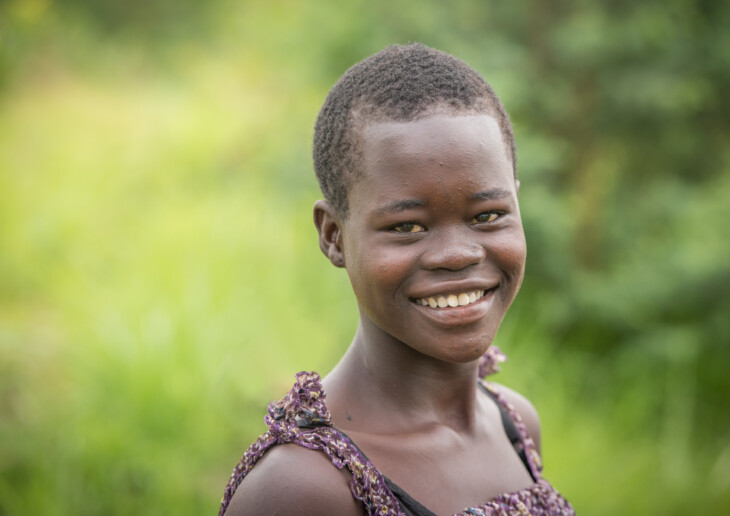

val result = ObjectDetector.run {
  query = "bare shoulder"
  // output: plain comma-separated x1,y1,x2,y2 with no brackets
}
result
224,443,364,516
488,382,542,454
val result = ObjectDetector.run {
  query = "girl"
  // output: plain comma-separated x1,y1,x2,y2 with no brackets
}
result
219,43,575,516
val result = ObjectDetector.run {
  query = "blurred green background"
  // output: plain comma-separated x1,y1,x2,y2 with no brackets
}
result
1,1,729,514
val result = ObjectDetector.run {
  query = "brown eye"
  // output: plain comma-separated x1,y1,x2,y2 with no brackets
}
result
394,222,425,233
472,212,499,224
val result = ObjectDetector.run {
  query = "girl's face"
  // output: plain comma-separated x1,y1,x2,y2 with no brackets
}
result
340,114,526,364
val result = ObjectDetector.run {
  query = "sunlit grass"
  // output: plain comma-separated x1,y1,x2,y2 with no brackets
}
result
0,56,355,514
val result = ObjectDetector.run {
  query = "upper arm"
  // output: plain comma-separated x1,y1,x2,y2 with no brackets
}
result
224,444,364,516
490,383,542,455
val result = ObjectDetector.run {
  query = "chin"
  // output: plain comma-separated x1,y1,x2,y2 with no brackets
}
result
425,336,494,366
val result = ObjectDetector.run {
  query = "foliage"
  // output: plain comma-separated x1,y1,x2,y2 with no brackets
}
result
1,0,728,514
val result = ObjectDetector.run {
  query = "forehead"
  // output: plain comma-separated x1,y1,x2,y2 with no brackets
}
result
350,114,515,210
361,114,510,170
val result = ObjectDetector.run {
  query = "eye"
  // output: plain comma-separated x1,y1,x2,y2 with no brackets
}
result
472,211,500,224
393,222,426,233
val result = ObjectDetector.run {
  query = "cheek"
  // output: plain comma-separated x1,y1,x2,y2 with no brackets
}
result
374,252,412,280
492,229,527,279
344,243,412,307
351,251,406,288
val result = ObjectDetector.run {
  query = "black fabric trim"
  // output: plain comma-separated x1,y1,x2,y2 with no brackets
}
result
383,477,437,516
477,383,536,483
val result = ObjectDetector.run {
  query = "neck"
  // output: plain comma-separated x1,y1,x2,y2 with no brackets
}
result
323,319,484,434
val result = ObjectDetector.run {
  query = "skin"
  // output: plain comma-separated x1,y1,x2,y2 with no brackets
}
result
228,113,540,516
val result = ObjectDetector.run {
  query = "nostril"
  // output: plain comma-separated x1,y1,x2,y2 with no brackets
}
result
423,243,485,271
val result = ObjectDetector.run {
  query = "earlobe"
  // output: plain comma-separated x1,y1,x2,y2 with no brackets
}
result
313,200,345,268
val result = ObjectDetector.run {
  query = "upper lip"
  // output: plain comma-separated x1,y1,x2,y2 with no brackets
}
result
408,280,499,300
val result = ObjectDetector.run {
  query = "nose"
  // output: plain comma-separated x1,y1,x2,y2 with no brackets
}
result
421,226,486,271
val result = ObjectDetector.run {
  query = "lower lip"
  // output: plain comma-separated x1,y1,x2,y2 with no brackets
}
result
411,289,496,327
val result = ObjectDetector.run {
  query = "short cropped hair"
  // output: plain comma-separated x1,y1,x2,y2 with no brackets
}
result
313,43,517,218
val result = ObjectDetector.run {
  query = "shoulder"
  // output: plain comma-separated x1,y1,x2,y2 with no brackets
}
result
488,382,542,454
224,443,364,516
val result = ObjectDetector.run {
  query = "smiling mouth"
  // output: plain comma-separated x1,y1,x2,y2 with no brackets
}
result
412,290,490,309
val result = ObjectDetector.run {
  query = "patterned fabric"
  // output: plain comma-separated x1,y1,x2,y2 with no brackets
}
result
218,371,402,516
477,345,507,379
219,347,575,516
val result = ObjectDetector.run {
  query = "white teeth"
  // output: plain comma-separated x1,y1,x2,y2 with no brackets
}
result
415,290,487,309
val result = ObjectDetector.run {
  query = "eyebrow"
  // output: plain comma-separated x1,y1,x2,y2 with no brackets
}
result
471,189,512,201
373,189,512,216
373,199,426,216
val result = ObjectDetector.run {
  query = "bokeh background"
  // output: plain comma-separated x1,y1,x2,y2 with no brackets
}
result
1,1,729,514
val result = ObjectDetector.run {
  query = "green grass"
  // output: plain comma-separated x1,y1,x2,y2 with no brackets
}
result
0,62,352,514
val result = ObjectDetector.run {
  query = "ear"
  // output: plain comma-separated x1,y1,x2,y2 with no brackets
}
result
515,179,521,195
313,200,345,268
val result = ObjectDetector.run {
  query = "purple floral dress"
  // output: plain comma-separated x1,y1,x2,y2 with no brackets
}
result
219,347,576,515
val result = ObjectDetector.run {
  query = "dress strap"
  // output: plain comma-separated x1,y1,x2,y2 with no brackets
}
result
478,380,543,481
218,371,404,516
